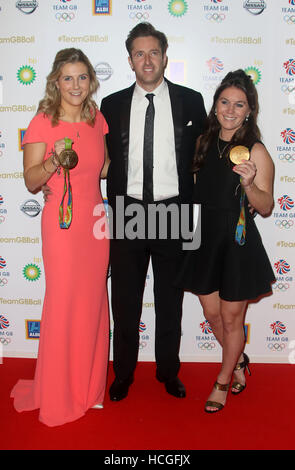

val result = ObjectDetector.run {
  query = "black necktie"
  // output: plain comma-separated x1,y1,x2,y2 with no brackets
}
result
143,93,155,203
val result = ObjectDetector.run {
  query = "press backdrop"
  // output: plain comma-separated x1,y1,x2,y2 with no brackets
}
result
0,0,295,364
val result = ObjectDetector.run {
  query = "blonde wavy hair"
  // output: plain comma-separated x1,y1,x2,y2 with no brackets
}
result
38,48,99,127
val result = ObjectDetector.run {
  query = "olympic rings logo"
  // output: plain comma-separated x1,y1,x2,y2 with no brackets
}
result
267,343,286,351
284,15,295,24
275,219,294,229
281,85,295,94
273,282,290,291
278,153,295,162
205,13,226,22
55,12,75,22
0,278,8,286
129,12,149,20
198,342,216,350
0,337,11,345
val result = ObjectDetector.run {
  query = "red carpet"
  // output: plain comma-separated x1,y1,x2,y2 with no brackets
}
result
0,358,294,450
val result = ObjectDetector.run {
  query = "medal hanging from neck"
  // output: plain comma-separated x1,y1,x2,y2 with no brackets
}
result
235,187,246,246
58,137,79,229
230,146,250,246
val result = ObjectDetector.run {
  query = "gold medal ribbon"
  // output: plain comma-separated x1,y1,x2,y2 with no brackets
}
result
235,185,246,246
58,137,77,229
230,146,250,246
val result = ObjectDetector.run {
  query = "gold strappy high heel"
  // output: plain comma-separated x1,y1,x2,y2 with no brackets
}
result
204,381,230,413
231,352,251,395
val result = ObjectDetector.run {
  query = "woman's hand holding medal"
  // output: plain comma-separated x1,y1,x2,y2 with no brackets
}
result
230,146,257,190
53,137,78,170
54,138,66,159
52,137,78,229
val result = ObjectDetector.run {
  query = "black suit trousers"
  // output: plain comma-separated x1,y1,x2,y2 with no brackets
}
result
109,196,185,382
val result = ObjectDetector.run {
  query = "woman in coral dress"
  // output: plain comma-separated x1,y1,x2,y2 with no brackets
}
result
11,48,110,427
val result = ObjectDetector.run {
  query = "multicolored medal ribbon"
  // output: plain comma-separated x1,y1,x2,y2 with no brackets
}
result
235,186,246,245
230,146,250,246
58,137,78,229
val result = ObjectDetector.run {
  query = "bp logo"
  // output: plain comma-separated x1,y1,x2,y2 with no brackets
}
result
168,0,188,17
17,65,36,85
23,263,41,281
244,66,261,85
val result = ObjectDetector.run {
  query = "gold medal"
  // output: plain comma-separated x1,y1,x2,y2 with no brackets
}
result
229,146,250,165
58,137,78,169
59,149,78,169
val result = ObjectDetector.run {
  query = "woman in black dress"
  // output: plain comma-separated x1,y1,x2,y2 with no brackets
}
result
177,70,275,413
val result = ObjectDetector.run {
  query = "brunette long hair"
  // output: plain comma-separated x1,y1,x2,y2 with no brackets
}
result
193,69,261,171
37,48,99,126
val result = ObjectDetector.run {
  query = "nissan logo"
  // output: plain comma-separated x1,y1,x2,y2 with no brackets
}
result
20,199,42,217
95,62,113,81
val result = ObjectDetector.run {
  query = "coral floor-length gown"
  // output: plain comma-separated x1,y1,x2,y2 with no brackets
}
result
11,111,110,427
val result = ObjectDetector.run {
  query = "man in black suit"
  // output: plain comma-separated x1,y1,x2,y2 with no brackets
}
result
101,22,206,401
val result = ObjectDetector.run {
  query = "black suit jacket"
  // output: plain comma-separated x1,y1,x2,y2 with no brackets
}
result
100,79,206,205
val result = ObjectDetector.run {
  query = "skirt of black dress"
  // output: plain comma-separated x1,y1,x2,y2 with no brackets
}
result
175,205,276,302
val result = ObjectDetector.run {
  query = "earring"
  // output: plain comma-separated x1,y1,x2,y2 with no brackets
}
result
245,115,249,121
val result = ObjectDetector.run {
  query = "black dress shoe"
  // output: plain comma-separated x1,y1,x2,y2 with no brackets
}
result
109,377,133,401
156,374,186,398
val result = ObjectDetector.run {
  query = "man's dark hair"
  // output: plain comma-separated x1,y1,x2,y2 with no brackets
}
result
125,22,168,56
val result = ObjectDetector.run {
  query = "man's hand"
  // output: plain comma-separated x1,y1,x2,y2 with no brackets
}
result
248,203,257,217
41,184,52,202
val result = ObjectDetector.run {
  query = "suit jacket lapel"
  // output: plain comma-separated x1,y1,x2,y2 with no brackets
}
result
120,84,135,186
166,79,183,168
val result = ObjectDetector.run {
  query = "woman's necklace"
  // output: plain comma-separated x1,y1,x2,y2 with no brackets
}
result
217,134,230,159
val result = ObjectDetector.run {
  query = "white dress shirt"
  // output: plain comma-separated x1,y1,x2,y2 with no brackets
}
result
127,79,179,201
